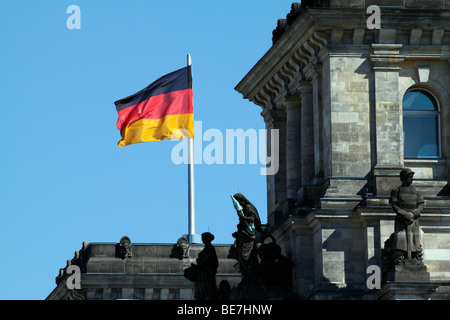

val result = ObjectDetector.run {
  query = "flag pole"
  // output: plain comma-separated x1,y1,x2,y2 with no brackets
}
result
187,53,198,244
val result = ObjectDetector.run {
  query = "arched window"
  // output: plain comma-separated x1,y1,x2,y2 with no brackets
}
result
403,89,441,158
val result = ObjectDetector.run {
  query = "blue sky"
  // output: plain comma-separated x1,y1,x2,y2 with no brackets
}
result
0,0,298,299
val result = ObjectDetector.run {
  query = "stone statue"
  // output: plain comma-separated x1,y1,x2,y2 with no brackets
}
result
117,236,132,259
184,232,218,300
257,235,292,292
389,168,425,264
231,193,263,285
177,236,190,259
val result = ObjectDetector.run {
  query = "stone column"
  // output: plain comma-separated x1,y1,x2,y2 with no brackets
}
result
369,43,405,195
312,66,324,181
299,81,315,201
304,64,323,181
262,107,287,225
284,95,302,210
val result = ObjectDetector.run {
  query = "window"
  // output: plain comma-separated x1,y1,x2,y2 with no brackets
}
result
403,89,441,158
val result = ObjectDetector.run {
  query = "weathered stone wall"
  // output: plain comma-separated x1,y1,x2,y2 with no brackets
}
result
329,54,372,178
421,214,450,281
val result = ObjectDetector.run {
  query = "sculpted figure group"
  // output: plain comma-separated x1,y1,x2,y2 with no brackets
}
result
183,168,426,299
184,193,291,300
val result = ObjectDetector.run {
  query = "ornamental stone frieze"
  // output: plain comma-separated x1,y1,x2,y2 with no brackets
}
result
248,31,327,112
237,5,450,116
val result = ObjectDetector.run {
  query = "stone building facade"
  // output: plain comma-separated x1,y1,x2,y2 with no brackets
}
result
46,238,240,300
235,0,450,299
48,1,450,301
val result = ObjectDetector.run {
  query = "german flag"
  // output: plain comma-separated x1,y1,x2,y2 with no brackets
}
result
115,66,193,147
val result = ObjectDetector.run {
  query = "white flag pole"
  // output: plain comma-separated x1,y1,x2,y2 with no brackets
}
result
187,53,198,244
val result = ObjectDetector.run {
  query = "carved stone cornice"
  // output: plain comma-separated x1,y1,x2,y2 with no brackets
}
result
236,5,450,109
55,241,90,285
284,95,302,111
245,30,327,111
369,44,405,70
303,63,318,82
67,289,85,300
261,107,286,127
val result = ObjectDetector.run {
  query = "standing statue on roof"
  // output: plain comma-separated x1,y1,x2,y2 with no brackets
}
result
184,232,218,300
231,193,264,285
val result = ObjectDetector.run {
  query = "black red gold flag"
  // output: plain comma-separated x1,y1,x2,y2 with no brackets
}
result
115,66,193,147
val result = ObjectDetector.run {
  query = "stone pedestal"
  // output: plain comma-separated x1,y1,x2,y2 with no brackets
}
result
377,282,438,300
385,259,430,282
379,259,434,299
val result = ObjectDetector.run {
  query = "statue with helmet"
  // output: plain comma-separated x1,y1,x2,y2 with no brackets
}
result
388,168,425,264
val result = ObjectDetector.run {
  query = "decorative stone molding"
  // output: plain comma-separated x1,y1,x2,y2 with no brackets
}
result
67,289,85,300
55,241,91,285
252,31,328,112
409,29,422,45
369,44,405,70
272,3,303,44
261,107,286,127
417,67,431,83
432,29,445,45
